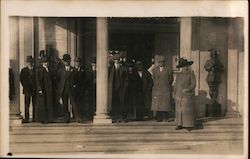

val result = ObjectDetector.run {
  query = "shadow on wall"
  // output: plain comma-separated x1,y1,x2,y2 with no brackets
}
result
195,90,211,118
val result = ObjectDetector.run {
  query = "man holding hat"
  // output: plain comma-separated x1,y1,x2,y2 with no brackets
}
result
71,57,86,122
151,55,173,122
20,55,36,123
57,54,80,123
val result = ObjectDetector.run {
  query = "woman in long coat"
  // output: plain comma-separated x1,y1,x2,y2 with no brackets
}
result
174,58,196,131
151,55,173,122
35,56,54,123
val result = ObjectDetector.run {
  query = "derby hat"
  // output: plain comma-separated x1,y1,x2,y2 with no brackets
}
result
62,54,71,62
176,58,193,68
26,55,34,62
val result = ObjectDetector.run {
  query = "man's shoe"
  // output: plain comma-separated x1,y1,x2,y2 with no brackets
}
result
175,126,182,130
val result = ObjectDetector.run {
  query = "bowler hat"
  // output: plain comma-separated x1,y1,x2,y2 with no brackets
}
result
62,54,71,62
176,58,193,68
74,57,81,62
26,56,34,62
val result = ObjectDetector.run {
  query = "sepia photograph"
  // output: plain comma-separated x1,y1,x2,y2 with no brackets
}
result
0,0,248,158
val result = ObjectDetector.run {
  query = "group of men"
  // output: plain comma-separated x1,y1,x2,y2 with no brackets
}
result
20,53,97,123
20,50,175,124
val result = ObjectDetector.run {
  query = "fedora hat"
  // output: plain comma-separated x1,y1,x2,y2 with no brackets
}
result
62,54,71,62
26,56,34,62
176,58,193,68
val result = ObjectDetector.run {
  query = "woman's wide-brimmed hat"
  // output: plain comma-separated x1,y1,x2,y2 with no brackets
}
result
62,54,71,62
176,58,193,68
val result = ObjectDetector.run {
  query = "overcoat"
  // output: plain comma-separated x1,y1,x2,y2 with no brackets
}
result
151,67,173,112
108,64,128,112
134,70,153,111
35,66,54,122
57,66,74,97
174,70,196,127
20,67,36,97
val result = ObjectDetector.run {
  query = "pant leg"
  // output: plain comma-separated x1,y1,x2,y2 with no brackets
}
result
69,93,79,120
62,92,70,120
31,94,36,121
24,95,31,120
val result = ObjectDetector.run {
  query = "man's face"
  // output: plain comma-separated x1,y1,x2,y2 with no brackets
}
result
75,61,81,67
42,62,48,67
114,59,119,64
158,61,165,67
91,63,96,70
137,65,143,71
27,62,34,68
63,61,70,66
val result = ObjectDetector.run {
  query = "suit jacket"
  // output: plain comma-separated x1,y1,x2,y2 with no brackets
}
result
20,67,36,96
57,66,74,97
71,67,86,97
108,63,128,111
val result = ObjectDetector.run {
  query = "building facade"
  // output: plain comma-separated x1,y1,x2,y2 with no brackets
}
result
9,17,245,124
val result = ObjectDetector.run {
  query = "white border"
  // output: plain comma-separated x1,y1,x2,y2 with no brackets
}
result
1,0,248,158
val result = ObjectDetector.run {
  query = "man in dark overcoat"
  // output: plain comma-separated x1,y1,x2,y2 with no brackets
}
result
57,54,80,123
20,56,36,123
35,56,54,123
133,61,153,121
86,57,97,121
71,57,86,121
108,54,128,122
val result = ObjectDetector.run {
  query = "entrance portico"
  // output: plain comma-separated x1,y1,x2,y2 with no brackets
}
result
8,17,245,124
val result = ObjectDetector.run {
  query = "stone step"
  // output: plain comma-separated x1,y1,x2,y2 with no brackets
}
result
10,127,243,135
10,133,242,143
10,140,243,154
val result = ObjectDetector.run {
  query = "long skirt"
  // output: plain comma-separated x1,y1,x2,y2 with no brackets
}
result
175,96,195,127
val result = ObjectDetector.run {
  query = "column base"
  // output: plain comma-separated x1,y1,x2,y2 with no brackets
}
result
9,113,23,126
225,112,241,118
93,113,112,124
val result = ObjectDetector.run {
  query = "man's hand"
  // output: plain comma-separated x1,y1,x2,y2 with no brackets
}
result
59,98,63,105
38,90,42,95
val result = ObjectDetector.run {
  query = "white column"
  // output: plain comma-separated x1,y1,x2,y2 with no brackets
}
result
180,17,192,59
9,17,23,125
226,19,240,117
93,17,112,124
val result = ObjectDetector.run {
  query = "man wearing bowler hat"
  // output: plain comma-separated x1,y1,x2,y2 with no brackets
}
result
71,57,86,122
20,55,36,123
57,54,80,123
